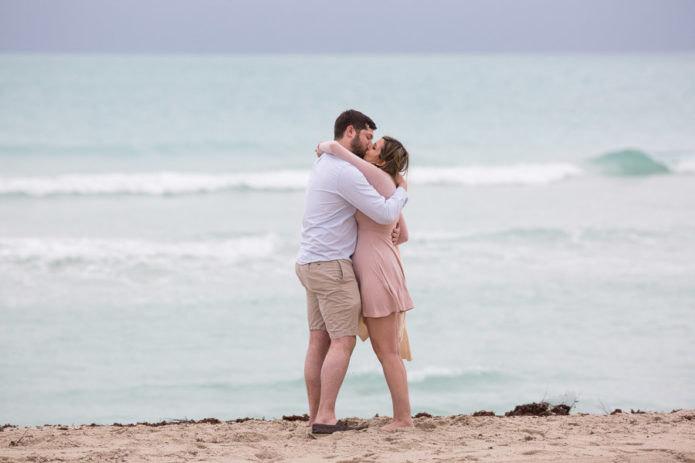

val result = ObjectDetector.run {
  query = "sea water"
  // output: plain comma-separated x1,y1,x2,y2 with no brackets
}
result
1,54,694,426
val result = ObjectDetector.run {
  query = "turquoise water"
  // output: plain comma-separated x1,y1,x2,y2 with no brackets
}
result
1,54,694,426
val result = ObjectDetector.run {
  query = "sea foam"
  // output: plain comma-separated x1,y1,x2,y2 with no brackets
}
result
411,163,583,186
0,164,583,196
675,159,695,174
0,171,310,196
0,151,690,197
0,235,276,265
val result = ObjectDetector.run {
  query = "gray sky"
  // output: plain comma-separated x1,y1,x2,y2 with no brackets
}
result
1,0,694,53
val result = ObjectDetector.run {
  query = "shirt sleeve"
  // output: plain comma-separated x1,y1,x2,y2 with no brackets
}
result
336,164,408,225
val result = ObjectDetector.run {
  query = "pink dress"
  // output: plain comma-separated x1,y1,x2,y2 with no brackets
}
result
321,142,415,318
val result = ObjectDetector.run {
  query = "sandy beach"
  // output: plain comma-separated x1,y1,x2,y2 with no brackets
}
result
2,409,694,462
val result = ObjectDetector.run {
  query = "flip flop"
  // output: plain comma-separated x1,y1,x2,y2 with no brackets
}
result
311,420,368,434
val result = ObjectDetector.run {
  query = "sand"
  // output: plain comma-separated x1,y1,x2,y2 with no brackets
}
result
1,410,694,462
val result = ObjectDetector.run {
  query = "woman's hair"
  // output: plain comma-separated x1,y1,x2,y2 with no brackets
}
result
378,136,409,179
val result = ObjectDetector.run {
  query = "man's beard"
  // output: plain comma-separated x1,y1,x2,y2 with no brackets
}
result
350,134,367,158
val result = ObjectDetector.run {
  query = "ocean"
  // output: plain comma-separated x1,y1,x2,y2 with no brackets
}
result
1,53,694,426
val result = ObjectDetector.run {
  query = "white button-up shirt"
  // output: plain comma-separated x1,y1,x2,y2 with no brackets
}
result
297,154,408,264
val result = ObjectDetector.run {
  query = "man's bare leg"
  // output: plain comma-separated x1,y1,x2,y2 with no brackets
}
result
313,335,356,425
365,313,414,430
304,330,331,426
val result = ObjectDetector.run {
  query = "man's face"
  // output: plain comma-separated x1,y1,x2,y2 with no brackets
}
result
350,127,374,158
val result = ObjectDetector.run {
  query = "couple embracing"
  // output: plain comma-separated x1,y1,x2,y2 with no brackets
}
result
295,109,415,434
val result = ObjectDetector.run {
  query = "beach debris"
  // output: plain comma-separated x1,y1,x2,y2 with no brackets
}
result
413,412,432,418
683,415,694,421
107,417,226,427
282,414,309,422
611,409,623,415
472,410,495,417
230,417,255,423
505,402,554,416
8,430,29,447
551,404,571,415
1,424,17,432
630,409,646,414
506,402,552,416
505,401,577,417
197,418,222,424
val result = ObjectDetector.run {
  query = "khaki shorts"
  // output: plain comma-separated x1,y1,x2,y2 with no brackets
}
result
295,259,361,339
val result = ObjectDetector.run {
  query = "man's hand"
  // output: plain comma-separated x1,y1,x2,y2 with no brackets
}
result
391,224,401,245
396,173,407,191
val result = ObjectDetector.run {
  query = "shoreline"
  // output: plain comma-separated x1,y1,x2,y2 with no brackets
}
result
0,401,679,429
2,408,694,462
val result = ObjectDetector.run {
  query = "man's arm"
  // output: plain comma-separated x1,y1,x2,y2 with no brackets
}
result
337,164,407,225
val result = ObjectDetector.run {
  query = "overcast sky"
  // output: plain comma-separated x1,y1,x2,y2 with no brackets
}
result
1,0,694,53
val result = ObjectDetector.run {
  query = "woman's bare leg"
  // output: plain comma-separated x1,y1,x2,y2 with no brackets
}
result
365,313,414,429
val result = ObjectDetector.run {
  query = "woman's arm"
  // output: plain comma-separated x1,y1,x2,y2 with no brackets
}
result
395,213,409,245
318,141,396,198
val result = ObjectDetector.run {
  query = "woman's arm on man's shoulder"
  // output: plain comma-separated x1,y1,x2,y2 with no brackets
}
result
318,140,395,197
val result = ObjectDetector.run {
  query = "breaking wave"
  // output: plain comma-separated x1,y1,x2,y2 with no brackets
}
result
0,150,691,197
0,235,276,266
0,171,310,196
347,365,505,385
411,163,583,186
586,149,671,176
0,164,582,196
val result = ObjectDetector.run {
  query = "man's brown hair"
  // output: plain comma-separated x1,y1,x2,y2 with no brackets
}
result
334,109,377,140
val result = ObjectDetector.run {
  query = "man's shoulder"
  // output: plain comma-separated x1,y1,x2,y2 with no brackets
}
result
316,154,359,177
330,156,361,176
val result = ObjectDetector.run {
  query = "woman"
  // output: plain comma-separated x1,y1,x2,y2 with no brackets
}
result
317,137,415,430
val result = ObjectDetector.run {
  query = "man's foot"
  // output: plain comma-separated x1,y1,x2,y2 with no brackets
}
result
312,420,368,434
380,420,414,431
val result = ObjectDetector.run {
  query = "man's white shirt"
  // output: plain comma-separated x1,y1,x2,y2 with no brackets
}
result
296,154,408,264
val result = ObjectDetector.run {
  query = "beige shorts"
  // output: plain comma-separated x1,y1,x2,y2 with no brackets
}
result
295,259,361,339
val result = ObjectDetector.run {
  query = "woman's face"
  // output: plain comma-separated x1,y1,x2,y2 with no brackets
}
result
364,138,385,165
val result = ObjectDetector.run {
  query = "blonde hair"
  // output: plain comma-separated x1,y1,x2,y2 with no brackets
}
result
378,136,409,180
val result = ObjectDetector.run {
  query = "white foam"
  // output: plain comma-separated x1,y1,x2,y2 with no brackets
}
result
0,171,310,196
408,366,494,383
350,365,494,383
410,163,583,186
0,164,586,197
674,159,695,174
0,235,275,264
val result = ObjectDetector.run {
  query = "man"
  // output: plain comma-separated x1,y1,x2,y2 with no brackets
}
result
295,109,408,434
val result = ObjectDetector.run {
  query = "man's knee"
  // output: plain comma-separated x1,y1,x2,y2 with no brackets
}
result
308,330,331,353
330,335,356,354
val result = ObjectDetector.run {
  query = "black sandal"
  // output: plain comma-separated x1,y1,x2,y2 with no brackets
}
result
311,420,368,434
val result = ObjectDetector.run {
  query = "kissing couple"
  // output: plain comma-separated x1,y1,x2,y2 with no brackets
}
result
295,109,415,434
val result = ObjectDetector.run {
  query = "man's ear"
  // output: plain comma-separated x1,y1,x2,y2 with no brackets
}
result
345,125,355,138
